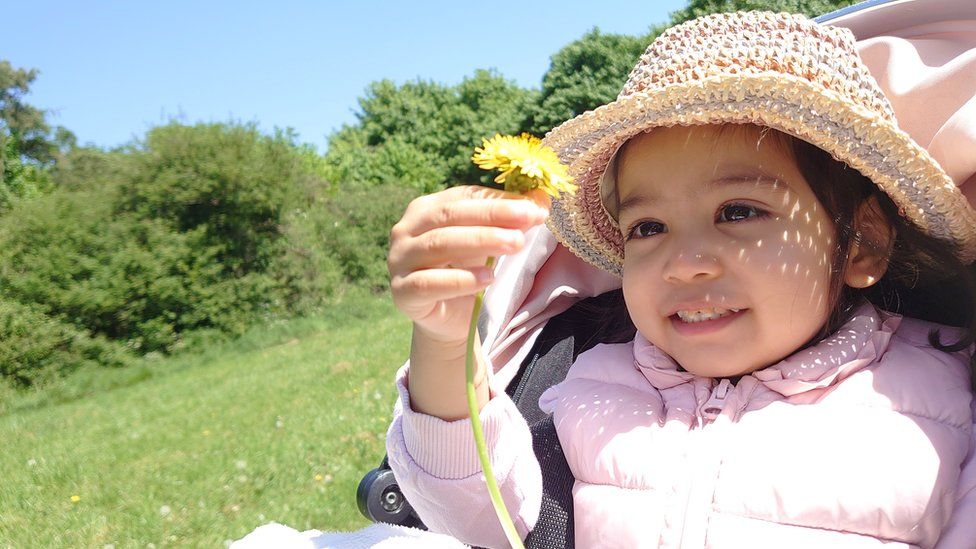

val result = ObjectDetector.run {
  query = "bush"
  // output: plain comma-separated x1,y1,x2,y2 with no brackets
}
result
117,122,317,275
0,298,130,387
279,180,421,299
0,189,281,354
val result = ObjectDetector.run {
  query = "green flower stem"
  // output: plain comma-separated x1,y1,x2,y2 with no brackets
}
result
466,255,525,549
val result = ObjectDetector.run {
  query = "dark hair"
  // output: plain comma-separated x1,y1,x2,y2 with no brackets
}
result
785,132,976,372
605,124,976,385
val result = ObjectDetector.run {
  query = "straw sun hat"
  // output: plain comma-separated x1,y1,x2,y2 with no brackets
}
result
543,10,976,276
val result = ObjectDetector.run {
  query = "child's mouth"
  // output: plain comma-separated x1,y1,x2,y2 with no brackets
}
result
669,307,747,335
674,307,741,323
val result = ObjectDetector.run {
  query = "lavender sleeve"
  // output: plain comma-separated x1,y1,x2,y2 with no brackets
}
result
385,363,543,549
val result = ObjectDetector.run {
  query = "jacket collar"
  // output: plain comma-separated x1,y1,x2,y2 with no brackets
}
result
633,302,901,397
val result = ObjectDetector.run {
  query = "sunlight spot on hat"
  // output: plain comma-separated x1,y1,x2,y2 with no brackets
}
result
756,239,763,248
738,248,746,260
782,230,789,242
780,263,787,275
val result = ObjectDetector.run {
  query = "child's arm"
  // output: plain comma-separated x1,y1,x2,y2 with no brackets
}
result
386,363,542,547
384,185,549,546
388,185,548,420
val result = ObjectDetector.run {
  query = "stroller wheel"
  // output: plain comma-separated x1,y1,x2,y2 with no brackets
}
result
356,467,422,527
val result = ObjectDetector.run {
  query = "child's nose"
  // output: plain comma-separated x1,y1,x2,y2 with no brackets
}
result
662,245,723,284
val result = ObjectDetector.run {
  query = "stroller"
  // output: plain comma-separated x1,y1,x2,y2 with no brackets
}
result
358,0,976,546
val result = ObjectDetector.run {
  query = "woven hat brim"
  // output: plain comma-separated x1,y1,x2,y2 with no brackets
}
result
543,72,976,276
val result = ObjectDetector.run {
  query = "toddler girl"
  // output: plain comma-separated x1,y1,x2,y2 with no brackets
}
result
385,11,976,548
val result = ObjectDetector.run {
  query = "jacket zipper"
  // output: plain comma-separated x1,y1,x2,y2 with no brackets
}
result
699,378,733,424
678,379,735,548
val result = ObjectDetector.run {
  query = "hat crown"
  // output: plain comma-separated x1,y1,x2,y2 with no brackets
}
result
620,11,896,124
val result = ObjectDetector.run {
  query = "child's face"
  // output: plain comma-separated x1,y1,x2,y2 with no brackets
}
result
616,125,835,378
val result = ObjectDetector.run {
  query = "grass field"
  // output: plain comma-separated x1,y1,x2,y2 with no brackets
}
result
0,289,411,547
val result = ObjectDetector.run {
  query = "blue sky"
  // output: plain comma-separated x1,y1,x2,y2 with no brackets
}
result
2,1,687,152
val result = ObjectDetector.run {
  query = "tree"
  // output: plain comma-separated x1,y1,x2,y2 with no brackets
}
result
323,69,537,191
526,29,659,136
0,60,74,165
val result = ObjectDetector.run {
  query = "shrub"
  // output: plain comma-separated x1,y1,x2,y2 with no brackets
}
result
279,180,421,298
116,122,316,274
0,189,281,354
0,298,130,387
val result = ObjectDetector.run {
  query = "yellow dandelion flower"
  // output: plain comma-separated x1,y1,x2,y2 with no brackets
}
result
314,474,323,482
472,133,575,198
70,495,80,503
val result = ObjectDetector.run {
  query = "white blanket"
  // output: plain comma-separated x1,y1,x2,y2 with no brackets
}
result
231,522,469,549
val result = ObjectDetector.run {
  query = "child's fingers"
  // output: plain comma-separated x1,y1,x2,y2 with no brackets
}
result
407,197,548,236
390,226,525,274
391,267,494,318
393,186,547,238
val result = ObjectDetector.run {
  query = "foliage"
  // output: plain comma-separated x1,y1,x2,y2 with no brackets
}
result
0,60,74,165
0,189,280,356
0,130,52,209
50,145,134,192
527,29,656,136
324,126,446,192
324,69,537,191
0,298,130,387
116,123,316,275
278,180,421,307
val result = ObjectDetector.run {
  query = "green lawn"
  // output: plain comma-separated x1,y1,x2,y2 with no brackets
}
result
0,290,411,547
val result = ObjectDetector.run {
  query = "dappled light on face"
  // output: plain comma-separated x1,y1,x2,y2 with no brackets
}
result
616,124,845,380
789,200,801,219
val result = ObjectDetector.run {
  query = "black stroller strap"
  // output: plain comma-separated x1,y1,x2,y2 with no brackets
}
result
505,289,634,549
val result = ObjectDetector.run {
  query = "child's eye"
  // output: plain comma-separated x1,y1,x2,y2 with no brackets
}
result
627,220,667,240
717,203,766,223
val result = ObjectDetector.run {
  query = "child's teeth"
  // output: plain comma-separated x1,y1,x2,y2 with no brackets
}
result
676,307,739,323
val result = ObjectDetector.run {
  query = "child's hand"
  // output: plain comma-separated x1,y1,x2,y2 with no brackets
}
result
388,185,550,346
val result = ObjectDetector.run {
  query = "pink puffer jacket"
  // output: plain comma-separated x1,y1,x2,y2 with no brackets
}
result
386,303,976,548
